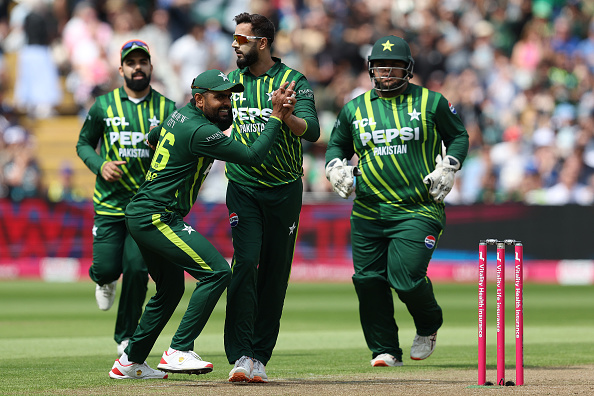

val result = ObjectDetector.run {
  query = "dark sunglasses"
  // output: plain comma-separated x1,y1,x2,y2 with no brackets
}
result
120,40,150,53
233,34,267,45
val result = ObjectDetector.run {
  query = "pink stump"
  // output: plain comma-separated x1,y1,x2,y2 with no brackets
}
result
478,242,487,385
496,242,505,386
515,243,524,385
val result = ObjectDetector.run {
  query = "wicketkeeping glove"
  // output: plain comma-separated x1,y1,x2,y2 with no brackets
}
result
325,158,356,199
423,155,461,202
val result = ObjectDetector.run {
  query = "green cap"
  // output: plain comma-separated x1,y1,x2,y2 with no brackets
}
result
191,69,244,95
368,35,414,65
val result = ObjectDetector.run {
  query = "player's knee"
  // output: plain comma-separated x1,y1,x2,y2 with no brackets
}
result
217,266,232,287
352,273,388,291
89,263,120,283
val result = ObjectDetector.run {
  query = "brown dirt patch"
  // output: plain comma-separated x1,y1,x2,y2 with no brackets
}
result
63,365,594,395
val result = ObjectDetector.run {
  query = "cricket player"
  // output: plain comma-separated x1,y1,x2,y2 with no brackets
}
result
325,35,469,367
76,39,176,356
108,70,296,379
224,12,320,383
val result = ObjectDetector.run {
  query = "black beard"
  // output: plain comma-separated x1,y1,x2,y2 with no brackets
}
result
236,46,259,69
124,73,151,92
205,106,233,130
217,116,233,131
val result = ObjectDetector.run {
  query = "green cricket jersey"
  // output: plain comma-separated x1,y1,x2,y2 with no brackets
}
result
125,103,283,218
225,58,320,188
76,87,176,215
325,83,469,226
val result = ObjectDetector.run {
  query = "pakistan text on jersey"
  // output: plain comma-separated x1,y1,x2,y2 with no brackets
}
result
118,147,151,158
373,145,408,156
238,123,266,134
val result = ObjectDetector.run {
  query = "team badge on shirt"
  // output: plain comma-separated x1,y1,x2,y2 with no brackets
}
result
448,102,457,114
229,212,239,227
425,235,436,249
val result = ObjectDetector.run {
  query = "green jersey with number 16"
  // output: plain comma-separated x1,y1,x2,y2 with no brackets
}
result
325,83,469,226
126,103,283,218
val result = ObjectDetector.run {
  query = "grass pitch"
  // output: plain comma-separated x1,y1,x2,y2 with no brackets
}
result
0,280,593,394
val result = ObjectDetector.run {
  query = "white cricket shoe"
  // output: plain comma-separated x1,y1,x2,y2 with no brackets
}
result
95,280,117,311
228,355,253,382
109,359,168,379
410,332,437,360
370,353,403,367
250,359,268,383
117,339,129,357
157,349,213,375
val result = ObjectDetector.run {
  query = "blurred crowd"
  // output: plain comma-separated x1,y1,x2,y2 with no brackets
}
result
1,0,594,205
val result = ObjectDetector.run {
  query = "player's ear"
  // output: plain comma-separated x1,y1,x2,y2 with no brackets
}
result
194,93,204,107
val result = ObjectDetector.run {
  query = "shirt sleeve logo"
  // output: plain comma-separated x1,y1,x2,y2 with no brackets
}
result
448,102,457,114
229,212,239,227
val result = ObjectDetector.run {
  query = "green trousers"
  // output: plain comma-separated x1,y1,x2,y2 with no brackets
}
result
89,214,148,344
351,216,444,360
224,179,302,365
125,212,231,363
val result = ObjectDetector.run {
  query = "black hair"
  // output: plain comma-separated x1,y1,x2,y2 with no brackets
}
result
234,12,275,47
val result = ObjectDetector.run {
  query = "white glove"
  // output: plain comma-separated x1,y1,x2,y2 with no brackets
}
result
325,158,356,199
423,155,460,202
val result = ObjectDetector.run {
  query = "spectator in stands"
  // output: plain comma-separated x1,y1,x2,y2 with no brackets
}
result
1,125,41,202
62,1,112,107
138,8,181,103
13,0,62,118
576,20,594,73
169,21,213,105
551,15,581,58
46,161,85,203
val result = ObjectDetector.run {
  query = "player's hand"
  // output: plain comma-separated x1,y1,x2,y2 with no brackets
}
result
325,158,356,199
145,138,156,150
283,81,297,111
271,81,296,120
145,125,158,150
101,160,127,183
423,155,460,202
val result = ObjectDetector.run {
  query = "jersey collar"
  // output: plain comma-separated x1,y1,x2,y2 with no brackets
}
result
241,57,283,77
371,83,414,100
118,86,154,102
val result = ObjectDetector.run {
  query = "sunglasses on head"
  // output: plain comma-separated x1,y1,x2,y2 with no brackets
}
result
233,34,267,45
121,40,150,53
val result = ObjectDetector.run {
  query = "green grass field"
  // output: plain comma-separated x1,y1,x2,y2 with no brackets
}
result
0,280,593,394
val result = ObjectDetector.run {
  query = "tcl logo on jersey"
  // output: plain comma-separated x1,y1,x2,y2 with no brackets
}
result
103,117,129,127
359,127,421,146
232,92,245,103
233,108,273,122
352,117,376,128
